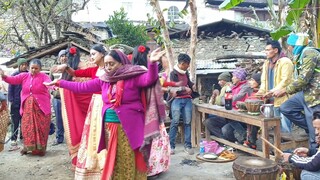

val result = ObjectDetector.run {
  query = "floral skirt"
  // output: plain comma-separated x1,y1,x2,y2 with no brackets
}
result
147,123,170,176
101,123,147,180
0,109,9,152
22,96,51,155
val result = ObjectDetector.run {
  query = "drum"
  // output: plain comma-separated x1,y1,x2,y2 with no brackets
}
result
244,99,263,115
233,156,279,180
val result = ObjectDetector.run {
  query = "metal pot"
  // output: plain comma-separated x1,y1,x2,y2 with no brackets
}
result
260,104,274,118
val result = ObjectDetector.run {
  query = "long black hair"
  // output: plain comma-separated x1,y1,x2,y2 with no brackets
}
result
62,46,80,81
132,45,150,68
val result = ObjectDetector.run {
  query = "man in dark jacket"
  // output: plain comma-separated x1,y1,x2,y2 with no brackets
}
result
282,111,320,180
8,58,28,147
50,50,67,145
168,53,196,155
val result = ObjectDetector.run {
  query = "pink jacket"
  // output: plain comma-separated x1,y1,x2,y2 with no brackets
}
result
3,72,52,115
59,62,159,150
231,80,251,107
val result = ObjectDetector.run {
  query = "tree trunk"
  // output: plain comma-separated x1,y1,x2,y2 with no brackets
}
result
149,0,174,72
189,0,198,82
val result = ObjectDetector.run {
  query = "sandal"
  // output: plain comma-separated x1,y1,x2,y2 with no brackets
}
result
243,141,257,149
20,148,28,156
8,145,20,152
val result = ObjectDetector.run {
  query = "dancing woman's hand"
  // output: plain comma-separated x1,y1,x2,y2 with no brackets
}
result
0,68,5,78
150,48,166,63
43,79,59,86
52,64,68,73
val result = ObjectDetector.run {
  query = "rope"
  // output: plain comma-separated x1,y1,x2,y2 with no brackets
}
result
0,126,19,144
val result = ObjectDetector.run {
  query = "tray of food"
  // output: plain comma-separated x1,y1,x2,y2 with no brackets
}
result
196,150,237,163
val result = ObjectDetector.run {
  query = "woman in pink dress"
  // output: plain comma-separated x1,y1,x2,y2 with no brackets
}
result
55,45,107,179
1,59,52,156
46,48,165,179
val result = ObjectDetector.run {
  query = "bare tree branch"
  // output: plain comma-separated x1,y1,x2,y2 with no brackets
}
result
12,26,29,50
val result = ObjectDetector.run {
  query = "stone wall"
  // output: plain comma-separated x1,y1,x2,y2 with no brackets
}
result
171,36,267,97
172,36,266,61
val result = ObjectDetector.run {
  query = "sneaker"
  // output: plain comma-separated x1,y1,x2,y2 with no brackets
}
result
11,140,17,146
170,149,175,155
184,147,194,155
52,140,63,146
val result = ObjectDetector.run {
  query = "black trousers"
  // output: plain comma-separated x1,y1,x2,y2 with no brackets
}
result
10,105,22,141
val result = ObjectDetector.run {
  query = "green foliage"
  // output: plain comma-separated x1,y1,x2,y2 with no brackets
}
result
105,8,149,47
0,0,13,11
146,8,188,48
147,13,164,47
219,0,244,10
270,0,311,40
270,25,294,40
219,0,312,40
286,0,311,25
178,9,188,18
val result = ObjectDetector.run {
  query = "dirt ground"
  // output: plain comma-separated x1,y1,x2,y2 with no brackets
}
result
0,131,236,180
0,134,74,180
0,118,307,180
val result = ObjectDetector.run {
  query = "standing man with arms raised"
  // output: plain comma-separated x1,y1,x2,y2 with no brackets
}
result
8,58,28,150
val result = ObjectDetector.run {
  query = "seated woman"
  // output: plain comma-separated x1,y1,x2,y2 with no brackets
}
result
45,48,165,179
204,68,251,144
241,72,262,149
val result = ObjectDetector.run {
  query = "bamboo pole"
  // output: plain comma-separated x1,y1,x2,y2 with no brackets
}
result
260,136,283,155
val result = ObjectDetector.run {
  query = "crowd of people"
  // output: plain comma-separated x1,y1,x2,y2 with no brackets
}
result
0,32,319,180
203,33,320,179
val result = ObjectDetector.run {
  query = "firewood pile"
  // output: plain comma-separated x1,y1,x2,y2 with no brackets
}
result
235,58,264,78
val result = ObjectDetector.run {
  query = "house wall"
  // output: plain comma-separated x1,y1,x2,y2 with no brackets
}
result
171,36,266,62
169,36,267,97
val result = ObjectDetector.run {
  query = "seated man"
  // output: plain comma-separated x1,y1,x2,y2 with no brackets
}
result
203,72,232,138
208,72,233,106
282,111,320,180
203,68,251,144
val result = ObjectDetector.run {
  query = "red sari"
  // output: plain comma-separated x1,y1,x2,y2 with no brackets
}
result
60,88,92,166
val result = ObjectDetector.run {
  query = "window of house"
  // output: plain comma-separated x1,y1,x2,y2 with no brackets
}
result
122,2,133,12
168,6,179,21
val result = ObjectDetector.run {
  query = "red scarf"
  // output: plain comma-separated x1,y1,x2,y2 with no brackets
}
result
107,80,124,108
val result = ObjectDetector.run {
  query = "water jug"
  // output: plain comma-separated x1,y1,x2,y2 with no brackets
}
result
260,104,274,118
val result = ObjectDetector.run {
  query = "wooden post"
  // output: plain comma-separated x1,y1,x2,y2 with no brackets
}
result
188,0,198,83
149,0,174,72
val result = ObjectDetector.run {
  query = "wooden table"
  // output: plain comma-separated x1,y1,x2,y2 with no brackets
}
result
191,103,281,160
